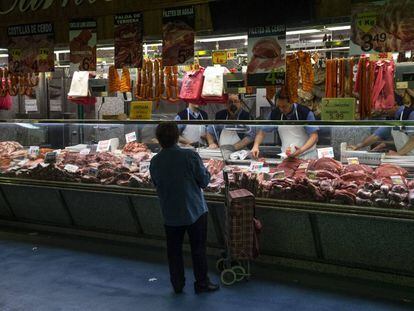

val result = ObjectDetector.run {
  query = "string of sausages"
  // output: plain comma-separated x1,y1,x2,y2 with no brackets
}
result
325,57,354,99
0,68,39,97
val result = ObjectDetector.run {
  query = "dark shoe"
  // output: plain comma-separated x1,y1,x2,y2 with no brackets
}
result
194,282,220,294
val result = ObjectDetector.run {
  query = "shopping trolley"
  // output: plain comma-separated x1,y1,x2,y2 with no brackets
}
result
216,168,256,286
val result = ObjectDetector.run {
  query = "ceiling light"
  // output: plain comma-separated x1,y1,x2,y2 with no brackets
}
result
196,35,247,43
286,29,320,35
55,50,70,54
0,54,8,57
326,25,351,31
97,47,114,51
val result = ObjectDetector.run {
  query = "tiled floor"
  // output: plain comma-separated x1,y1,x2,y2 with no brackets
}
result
0,234,412,311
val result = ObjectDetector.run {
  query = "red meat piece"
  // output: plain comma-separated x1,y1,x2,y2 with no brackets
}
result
375,164,408,178
308,158,343,174
342,164,374,175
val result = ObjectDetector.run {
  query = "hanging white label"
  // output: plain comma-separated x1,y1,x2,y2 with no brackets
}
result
50,100,62,112
125,132,137,144
25,99,38,112
64,164,79,173
139,161,151,173
96,140,110,152
317,147,335,159
80,148,91,155
347,157,360,165
28,146,39,156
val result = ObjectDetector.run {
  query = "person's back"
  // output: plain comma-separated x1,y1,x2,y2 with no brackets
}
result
149,122,219,295
150,146,209,226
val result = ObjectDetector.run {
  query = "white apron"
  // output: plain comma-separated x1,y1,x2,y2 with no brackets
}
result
279,107,317,160
181,109,205,144
391,109,414,156
219,114,241,146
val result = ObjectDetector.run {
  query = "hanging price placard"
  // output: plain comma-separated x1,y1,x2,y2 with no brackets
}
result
321,98,355,121
129,101,152,120
212,50,227,64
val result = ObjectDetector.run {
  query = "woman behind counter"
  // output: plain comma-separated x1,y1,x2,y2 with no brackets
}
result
251,86,319,159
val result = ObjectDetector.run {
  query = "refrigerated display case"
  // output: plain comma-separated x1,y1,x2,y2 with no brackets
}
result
0,119,414,284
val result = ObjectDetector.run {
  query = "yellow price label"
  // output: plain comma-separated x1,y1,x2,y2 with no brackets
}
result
356,11,377,33
39,48,49,61
212,50,227,65
226,48,237,60
129,101,152,120
10,49,21,60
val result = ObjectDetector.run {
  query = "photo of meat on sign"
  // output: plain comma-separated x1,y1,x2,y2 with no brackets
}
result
247,38,285,74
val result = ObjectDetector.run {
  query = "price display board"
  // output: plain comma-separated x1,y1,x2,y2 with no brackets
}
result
321,98,356,121
212,50,227,64
129,101,152,120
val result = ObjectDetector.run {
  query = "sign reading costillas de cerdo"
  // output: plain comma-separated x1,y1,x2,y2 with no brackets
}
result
321,98,356,121
247,24,286,87
8,22,54,74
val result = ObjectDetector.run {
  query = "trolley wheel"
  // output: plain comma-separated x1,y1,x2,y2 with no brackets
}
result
221,269,237,286
231,265,246,282
216,258,225,272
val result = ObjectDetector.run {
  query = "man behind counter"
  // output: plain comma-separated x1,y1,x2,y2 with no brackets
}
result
205,93,254,152
175,103,208,147
251,86,319,159
352,95,414,156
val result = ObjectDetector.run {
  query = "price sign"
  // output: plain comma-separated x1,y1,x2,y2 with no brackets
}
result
307,170,317,180
274,170,285,180
298,162,309,170
88,167,99,177
391,175,404,185
39,48,49,61
212,50,227,65
44,152,57,163
321,98,355,121
80,148,91,155
64,164,79,173
25,99,38,112
249,161,264,173
226,48,237,60
317,147,335,159
396,82,409,90
139,161,151,173
123,156,134,168
125,132,137,143
129,101,152,120
10,49,22,61
356,11,377,33
29,146,39,157
347,157,360,165
96,140,110,153
50,100,62,112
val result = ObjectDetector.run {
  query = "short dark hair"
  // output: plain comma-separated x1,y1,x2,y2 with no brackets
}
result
156,122,179,148
278,85,290,102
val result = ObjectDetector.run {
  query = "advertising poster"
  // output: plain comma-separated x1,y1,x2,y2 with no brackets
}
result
8,22,54,74
162,6,195,66
114,12,143,69
69,19,97,71
350,0,414,55
247,25,286,86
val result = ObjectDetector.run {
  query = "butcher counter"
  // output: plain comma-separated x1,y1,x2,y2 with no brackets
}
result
0,119,414,288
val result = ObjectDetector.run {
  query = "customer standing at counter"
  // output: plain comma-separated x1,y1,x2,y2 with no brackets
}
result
205,93,254,151
251,86,319,159
149,122,219,295
175,103,208,147
351,93,414,155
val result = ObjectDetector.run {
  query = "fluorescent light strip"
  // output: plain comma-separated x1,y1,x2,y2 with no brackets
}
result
286,29,320,35
196,35,247,43
0,54,8,57
326,26,351,31
97,47,114,51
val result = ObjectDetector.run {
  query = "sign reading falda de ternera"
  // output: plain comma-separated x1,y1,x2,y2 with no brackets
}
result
8,23,54,74
350,0,414,55
69,19,97,71
114,12,143,69
162,6,195,66
247,25,286,87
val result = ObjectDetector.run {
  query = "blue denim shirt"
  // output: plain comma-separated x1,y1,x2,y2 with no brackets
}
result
150,145,210,226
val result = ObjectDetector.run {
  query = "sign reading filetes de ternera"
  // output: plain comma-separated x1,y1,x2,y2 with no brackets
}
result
0,0,113,15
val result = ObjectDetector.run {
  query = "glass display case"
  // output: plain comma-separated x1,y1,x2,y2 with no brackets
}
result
1,119,414,212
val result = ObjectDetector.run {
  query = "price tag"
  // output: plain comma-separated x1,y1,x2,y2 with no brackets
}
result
347,157,360,165
50,100,62,112
396,82,408,89
356,11,377,33
44,152,57,163
391,175,404,185
29,146,39,157
125,132,137,143
80,148,91,155
88,167,99,177
123,156,134,168
298,162,309,170
10,49,22,61
321,98,355,121
212,50,227,64
307,170,317,180
64,164,79,173
25,99,38,112
129,101,152,120
317,147,335,159
226,48,237,60
18,159,29,166
139,161,151,173
238,87,247,94
96,140,110,153
249,161,264,173
274,170,285,180
39,48,50,61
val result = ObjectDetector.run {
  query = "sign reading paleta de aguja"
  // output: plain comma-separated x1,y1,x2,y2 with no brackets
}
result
0,0,113,15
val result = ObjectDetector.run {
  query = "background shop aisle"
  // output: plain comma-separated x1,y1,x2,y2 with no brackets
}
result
0,232,411,311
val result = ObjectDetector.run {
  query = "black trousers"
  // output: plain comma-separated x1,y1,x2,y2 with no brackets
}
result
164,213,209,289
